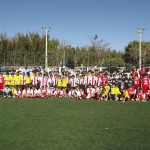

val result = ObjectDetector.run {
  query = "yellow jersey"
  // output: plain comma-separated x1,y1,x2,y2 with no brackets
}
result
101,91,108,97
98,87,103,94
11,87,15,95
111,88,117,95
24,77,31,84
31,73,34,77
104,85,110,94
14,75,21,85
4,76,11,85
62,78,68,87
124,91,129,98
57,78,62,87
10,76,15,86
115,88,121,95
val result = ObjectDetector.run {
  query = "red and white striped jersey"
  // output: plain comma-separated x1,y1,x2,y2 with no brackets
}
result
39,76,47,87
31,76,38,86
81,78,85,85
77,78,82,85
70,78,76,87
45,77,49,86
89,76,96,86
21,75,26,85
53,77,58,86
96,77,102,87
84,76,89,86
67,78,71,84
48,77,54,85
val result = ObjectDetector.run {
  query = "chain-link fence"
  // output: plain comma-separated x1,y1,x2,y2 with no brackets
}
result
0,51,150,69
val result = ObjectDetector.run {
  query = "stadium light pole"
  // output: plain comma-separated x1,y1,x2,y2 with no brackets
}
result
136,28,145,70
42,27,51,71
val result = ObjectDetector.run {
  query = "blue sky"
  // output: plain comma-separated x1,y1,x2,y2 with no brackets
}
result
0,0,149,51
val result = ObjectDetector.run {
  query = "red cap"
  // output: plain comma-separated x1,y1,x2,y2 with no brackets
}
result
142,65,145,68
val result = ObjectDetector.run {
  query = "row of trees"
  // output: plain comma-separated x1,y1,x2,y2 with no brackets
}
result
0,32,150,68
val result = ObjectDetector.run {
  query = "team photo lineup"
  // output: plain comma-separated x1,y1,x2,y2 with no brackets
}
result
0,65,150,102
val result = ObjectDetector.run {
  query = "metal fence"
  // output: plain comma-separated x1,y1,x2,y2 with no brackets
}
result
0,51,150,69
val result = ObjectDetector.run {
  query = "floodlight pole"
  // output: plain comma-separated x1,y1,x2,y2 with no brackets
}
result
136,28,144,70
42,27,50,71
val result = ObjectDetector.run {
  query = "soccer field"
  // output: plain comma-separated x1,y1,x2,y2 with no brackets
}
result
0,98,150,150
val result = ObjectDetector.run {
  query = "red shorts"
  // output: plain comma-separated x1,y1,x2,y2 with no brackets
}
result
0,83,4,89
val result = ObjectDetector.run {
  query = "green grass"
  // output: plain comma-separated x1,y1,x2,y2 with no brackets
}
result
0,97,150,150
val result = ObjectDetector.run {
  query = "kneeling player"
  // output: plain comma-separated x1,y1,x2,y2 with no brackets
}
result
37,86,45,98
144,88,150,101
14,87,21,98
99,88,108,101
60,88,67,97
68,88,75,98
46,87,54,97
29,86,38,98
120,89,129,102
136,89,145,102
22,87,29,98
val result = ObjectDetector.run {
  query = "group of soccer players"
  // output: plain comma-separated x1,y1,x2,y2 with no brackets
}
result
0,65,150,102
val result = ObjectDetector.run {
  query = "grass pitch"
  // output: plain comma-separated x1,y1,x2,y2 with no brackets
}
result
0,97,150,150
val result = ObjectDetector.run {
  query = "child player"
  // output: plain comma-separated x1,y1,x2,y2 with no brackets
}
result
14,87,21,98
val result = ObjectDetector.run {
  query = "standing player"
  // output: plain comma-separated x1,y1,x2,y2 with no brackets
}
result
53,75,58,87
89,72,96,86
38,73,46,88
48,74,54,87
123,74,129,89
24,73,32,88
14,72,21,88
102,74,108,87
21,72,26,90
141,74,150,92
131,67,138,79
31,72,38,87
133,75,140,90
10,73,15,87
0,73,5,94
84,73,90,88
139,65,146,77
4,73,11,87
57,75,62,88
70,75,76,88
96,74,102,87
